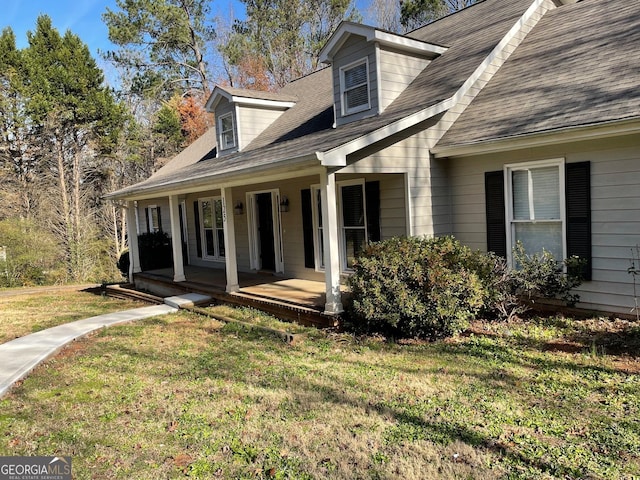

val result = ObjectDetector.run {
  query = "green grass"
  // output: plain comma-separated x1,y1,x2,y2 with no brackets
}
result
0,290,145,343
0,310,638,479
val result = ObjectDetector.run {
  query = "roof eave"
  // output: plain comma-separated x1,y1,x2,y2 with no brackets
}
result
320,97,454,166
319,21,447,64
432,118,640,158
105,153,323,202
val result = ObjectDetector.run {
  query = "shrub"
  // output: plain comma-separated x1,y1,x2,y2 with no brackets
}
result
0,218,61,287
475,243,585,320
138,231,173,271
467,251,526,322
347,236,485,340
347,237,587,336
511,242,585,308
117,250,130,277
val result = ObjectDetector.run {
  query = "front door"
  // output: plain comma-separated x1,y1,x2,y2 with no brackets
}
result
256,192,276,271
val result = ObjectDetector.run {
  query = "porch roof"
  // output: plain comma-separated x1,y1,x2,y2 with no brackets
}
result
107,0,534,201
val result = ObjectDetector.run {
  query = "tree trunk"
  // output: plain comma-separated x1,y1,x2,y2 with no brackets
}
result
55,131,73,279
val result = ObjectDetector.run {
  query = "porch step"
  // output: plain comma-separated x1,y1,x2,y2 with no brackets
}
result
227,291,339,329
133,272,340,329
164,293,212,309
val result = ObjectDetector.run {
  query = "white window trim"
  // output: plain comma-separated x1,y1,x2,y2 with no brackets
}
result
218,112,236,150
340,58,371,117
504,158,566,267
147,205,160,233
338,179,368,272
311,184,325,272
198,196,225,262
313,179,369,273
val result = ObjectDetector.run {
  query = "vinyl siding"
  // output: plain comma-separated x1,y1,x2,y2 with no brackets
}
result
447,133,640,315
136,198,170,234
378,47,431,112
214,99,238,155
339,118,451,238
237,105,286,150
333,35,378,126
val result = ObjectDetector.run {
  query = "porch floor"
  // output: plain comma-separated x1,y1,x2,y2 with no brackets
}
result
134,266,345,328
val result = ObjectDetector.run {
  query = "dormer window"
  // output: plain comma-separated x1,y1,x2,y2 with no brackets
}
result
341,59,370,115
219,112,236,150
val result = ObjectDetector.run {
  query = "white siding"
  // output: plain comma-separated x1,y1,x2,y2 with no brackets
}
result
447,133,640,315
136,198,171,235
333,35,378,127
214,99,238,155
378,48,430,112
339,118,450,238
237,105,285,150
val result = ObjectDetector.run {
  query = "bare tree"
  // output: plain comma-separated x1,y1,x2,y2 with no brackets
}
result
368,0,403,33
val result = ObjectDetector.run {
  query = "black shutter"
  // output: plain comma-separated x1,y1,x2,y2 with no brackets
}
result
485,170,507,258
156,207,162,233
365,181,381,242
565,161,592,280
301,189,315,268
193,201,202,258
144,208,150,233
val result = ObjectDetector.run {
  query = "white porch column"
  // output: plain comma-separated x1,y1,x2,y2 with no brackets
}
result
125,201,141,281
169,195,186,282
221,187,240,292
321,170,343,314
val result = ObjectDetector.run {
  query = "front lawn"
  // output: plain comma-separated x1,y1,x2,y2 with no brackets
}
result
0,310,638,479
0,290,145,343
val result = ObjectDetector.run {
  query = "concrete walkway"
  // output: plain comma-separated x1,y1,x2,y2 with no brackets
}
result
0,293,212,398
0,304,178,398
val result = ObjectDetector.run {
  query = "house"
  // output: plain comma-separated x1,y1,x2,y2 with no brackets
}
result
107,0,640,319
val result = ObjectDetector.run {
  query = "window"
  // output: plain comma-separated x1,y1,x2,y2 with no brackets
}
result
199,197,225,260
340,59,370,115
218,112,236,150
340,181,367,270
485,161,591,280
147,205,161,233
506,159,565,264
311,186,325,269
303,180,381,272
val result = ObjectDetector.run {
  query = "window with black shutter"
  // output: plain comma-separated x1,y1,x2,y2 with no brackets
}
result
193,200,202,258
301,189,315,268
485,171,506,257
485,160,591,280
306,178,381,272
565,161,592,280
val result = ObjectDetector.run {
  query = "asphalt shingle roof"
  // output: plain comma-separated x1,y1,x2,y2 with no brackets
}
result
438,0,640,148
107,0,538,199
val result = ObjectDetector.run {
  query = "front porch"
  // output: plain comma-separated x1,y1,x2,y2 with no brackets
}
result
133,266,344,328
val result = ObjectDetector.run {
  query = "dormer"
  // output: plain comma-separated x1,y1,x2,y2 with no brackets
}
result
319,22,447,127
205,86,297,156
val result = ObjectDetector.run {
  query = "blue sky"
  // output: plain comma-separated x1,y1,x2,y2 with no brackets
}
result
2,0,371,85
2,1,371,55
2,0,246,57
3,0,119,55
